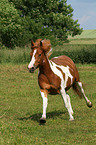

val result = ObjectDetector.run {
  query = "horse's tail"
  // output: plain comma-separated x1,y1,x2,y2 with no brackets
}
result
72,81,83,99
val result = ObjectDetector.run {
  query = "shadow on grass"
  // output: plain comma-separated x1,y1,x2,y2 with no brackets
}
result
18,111,66,123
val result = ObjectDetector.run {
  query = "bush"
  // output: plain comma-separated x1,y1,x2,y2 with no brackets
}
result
0,44,96,64
0,47,30,64
51,44,96,64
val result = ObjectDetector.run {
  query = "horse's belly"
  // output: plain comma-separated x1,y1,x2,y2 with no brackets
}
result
48,87,60,95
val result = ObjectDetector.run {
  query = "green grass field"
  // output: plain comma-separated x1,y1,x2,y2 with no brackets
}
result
68,29,96,44
0,30,96,144
70,29,96,39
0,63,96,145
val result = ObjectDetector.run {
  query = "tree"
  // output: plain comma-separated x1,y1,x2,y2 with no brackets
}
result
0,0,23,47
9,0,82,40
1,0,83,48
0,0,44,47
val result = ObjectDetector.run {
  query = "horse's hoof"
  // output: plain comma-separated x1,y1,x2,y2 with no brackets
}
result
87,101,92,108
69,118,74,121
40,117,46,124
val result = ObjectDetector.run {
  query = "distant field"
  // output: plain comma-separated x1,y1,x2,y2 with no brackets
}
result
0,64,96,144
68,29,96,44
69,38,96,44
69,29,96,39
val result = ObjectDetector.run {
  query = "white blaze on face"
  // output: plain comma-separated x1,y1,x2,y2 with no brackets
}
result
28,49,37,69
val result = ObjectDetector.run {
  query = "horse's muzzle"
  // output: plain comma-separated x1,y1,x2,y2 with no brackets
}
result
28,67,35,73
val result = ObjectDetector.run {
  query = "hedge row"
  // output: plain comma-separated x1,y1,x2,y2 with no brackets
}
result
51,44,96,64
0,44,96,64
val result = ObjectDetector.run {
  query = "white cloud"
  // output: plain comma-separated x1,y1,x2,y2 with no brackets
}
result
67,0,96,29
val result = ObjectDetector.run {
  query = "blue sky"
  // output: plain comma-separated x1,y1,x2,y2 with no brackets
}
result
67,0,96,30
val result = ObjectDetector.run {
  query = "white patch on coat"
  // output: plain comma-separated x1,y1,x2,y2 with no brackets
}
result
28,49,37,69
49,60,73,88
49,60,65,87
49,60,74,120
53,56,58,59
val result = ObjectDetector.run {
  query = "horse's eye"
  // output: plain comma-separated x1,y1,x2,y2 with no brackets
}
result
38,54,41,57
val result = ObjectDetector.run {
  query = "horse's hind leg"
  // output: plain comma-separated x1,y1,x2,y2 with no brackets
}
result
73,81,92,107
60,88,74,121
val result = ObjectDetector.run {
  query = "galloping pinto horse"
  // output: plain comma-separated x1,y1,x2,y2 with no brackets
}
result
28,39,92,123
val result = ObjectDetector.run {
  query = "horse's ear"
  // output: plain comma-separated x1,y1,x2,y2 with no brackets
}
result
40,40,42,46
31,40,34,47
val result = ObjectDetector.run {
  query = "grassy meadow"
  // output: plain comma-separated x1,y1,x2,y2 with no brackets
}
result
0,63,96,145
68,29,96,45
0,30,96,144
70,29,96,38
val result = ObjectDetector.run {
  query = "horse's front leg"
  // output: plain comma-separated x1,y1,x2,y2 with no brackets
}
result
40,89,48,123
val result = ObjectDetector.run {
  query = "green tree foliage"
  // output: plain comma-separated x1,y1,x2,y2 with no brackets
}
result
0,0,22,47
0,0,83,48
0,0,34,48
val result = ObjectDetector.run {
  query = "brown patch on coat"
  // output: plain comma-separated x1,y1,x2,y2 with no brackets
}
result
56,66,65,81
38,54,61,95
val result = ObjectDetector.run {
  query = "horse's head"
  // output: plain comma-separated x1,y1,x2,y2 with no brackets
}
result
28,39,52,73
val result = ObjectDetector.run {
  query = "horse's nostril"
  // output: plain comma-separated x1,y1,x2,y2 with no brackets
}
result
28,66,35,73
29,67,34,73
31,67,34,71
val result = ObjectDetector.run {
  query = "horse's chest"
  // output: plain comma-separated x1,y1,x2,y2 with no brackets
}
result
47,72,61,87
38,72,61,94
44,73,61,94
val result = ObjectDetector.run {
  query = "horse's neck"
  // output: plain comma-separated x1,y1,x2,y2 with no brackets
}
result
39,55,52,75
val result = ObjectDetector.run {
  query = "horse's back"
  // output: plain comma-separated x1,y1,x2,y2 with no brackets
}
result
51,55,80,82
51,55,74,66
